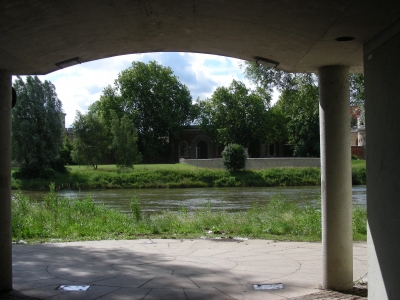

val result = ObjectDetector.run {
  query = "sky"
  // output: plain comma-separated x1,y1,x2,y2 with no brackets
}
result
13,52,276,128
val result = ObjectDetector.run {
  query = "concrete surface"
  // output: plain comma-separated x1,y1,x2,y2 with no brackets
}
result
365,27,400,299
3,239,367,299
2,1,400,74
0,71,12,291
318,66,353,290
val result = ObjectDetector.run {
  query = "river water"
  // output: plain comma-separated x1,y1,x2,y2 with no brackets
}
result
15,185,366,213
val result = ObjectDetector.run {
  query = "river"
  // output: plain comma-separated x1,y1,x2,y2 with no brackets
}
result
14,185,366,213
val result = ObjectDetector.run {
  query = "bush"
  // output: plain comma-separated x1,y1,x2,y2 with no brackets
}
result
222,144,247,172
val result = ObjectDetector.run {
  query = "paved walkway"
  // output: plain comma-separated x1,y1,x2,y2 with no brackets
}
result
4,239,367,299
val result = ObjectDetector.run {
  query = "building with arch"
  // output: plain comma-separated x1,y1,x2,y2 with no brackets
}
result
171,126,287,162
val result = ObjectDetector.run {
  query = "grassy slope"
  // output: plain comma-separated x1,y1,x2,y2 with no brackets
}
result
12,161,366,191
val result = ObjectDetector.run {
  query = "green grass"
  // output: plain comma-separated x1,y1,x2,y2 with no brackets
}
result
67,164,198,172
352,160,366,185
351,160,366,167
11,160,366,191
12,186,367,243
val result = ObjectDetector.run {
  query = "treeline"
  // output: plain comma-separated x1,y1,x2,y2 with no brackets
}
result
12,61,364,178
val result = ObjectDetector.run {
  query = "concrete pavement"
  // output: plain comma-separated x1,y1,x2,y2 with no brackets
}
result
4,239,367,299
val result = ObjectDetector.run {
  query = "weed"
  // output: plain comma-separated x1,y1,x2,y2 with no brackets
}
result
130,196,142,222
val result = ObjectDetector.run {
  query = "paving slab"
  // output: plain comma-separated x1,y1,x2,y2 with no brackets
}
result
0,239,367,299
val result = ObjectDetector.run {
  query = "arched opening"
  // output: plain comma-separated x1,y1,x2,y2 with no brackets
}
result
197,141,208,159
269,143,275,156
179,141,189,157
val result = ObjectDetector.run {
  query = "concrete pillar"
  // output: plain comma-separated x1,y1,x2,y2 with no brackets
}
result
364,25,400,299
318,65,353,290
0,70,12,291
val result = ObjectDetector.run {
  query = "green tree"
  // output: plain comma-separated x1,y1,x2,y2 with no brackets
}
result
110,111,142,168
275,78,320,157
349,73,365,106
222,144,247,171
242,61,316,92
12,76,64,178
197,80,271,155
59,136,74,165
92,61,195,163
71,111,110,169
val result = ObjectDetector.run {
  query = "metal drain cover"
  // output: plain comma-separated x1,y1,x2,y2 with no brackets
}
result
253,283,284,290
57,285,90,291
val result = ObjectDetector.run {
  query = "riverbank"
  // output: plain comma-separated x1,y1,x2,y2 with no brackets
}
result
12,161,366,190
12,186,367,243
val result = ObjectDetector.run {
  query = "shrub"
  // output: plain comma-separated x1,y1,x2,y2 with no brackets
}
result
222,144,247,172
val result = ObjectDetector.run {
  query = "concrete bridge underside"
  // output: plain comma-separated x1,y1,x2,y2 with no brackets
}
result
1,1,400,299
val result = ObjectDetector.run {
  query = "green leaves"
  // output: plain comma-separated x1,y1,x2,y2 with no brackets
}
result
198,80,271,153
12,76,64,178
275,80,320,157
91,61,195,163
72,111,111,169
222,144,247,172
110,112,142,168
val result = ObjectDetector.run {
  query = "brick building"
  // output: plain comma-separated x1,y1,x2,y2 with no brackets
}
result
170,126,286,163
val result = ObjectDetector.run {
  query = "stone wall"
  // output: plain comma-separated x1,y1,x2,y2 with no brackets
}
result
180,157,321,170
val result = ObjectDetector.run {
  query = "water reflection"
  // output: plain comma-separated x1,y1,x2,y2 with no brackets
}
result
14,185,366,213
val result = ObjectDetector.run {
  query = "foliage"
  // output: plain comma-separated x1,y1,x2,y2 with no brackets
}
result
110,111,142,168
349,73,365,125
71,111,111,169
11,191,367,242
349,73,365,106
352,164,366,185
59,137,74,165
243,62,365,104
92,61,196,163
130,196,142,222
12,76,65,178
242,61,316,92
275,78,320,157
197,80,272,155
221,144,247,171
243,63,366,156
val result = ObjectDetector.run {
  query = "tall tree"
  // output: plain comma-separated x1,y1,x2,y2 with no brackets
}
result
12,76,64,177
110,111,142,168
197,80,271,156
275,78,320,157
71,111,111,169
92,61,195,163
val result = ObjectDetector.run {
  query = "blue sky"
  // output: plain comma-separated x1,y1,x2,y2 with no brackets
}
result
15,52,274,127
